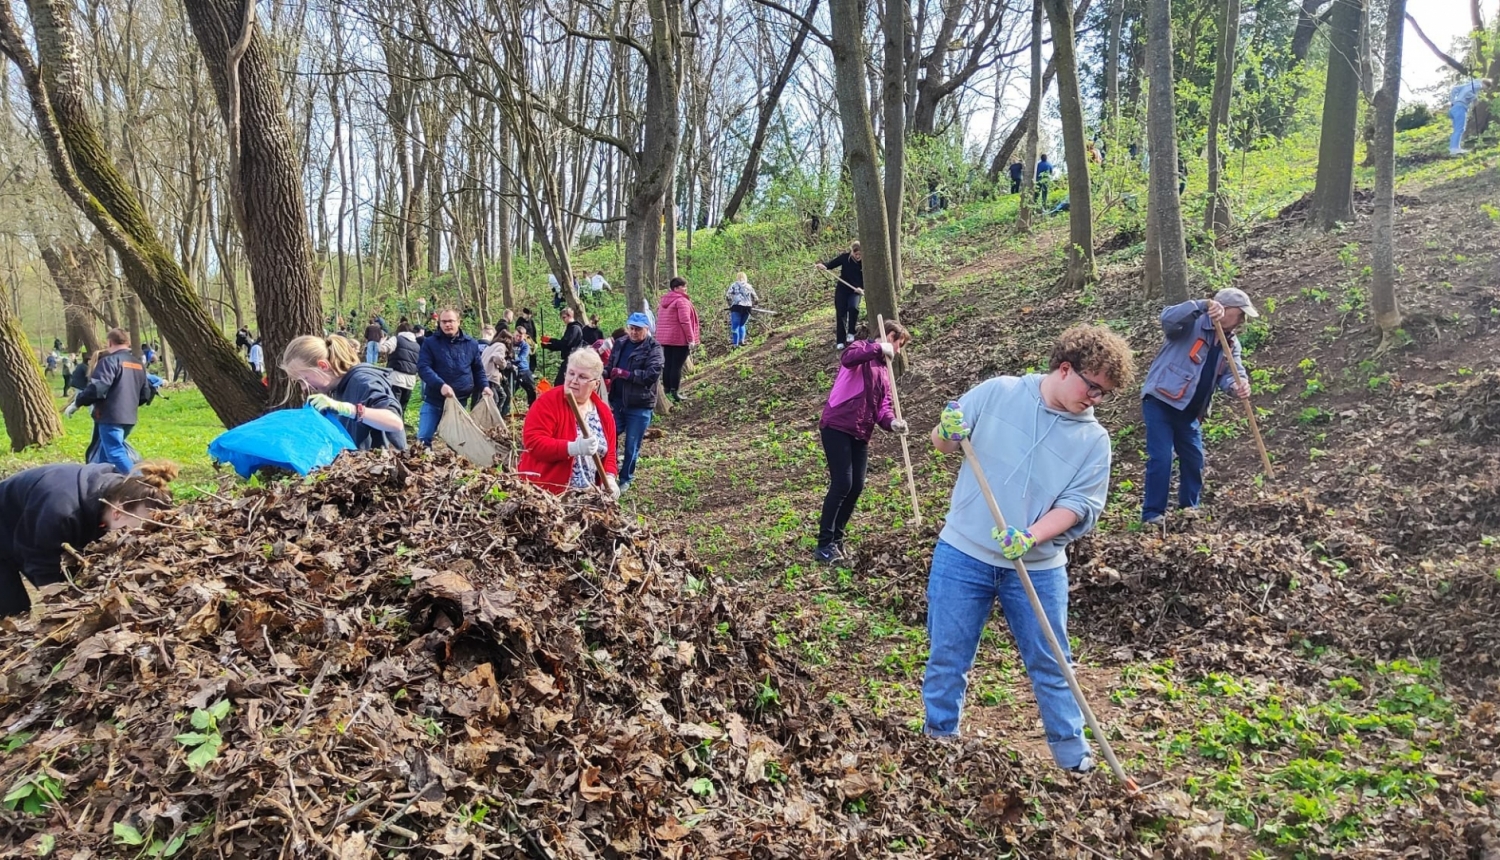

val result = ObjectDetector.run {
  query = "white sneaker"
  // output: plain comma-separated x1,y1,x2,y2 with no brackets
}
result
1450,148,1468,156
836,342,846,351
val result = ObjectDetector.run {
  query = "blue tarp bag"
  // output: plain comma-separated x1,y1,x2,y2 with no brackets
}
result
208,405,356,478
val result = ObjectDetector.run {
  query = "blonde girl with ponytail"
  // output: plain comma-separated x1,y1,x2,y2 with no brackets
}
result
280,335,408,450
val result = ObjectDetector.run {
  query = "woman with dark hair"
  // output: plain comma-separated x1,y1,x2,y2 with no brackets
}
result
814,321,912,563
0,461,179,617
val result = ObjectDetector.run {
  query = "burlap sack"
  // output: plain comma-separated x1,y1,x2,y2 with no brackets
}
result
438,397,500,467
470,396,504,433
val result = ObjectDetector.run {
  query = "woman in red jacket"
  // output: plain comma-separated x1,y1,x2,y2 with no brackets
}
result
518,349,620,497
654,276,700,403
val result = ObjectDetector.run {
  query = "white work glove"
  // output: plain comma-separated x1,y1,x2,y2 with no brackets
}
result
890,418,909,435
880,341,895,360
567,435,605,458
63,402,79,418
605,475,620,500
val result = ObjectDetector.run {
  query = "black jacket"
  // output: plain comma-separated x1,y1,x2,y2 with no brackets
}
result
0,463,122,594
544,321,584,364
386,333,420,377
75,348,154,425
606,334,665,411
581,325,604,345
329,364,409,450
823,252,864,296
515,316,537,340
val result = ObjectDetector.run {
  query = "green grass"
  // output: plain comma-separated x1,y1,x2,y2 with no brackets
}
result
0,385,225,495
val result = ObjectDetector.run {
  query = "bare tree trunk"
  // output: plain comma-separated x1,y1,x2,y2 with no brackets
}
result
1312,0,1364,230
719,0,817,226
1147,0,1190,302
185,0,323,404
1371,0,1405,340
1104,0,1124,141
1018,0,1043,234
1205,0,1240,234
882,0,905,295
1,0,264,427
622,0,682,316
40,243,104,355
829,0,899,323
1043,0,1097,289
497,120,514,309
0,278,63,451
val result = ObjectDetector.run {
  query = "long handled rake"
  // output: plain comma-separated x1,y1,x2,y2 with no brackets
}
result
1212,319,1273,478
958,438,1138,793
876,314,922,528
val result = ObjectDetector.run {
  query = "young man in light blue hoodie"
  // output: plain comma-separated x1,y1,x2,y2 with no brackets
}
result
921,325,1135,773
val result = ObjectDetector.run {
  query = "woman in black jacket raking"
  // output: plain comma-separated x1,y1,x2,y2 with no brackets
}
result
0,461,178,617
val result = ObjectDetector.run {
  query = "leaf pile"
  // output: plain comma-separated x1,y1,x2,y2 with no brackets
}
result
0,450,1226,859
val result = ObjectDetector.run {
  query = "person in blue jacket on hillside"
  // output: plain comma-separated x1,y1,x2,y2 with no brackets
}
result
1139,288,1256,526
415,307,492,445
1449,77,1493,156
604,312,665,491
813,321,912,564
921,324,1135,773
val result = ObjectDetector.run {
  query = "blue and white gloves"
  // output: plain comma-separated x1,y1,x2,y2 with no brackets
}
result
993,526,1036,561
938,401,970,442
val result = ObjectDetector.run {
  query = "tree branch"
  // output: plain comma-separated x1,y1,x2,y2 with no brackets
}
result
749,0,833,49
1404,13,1470,75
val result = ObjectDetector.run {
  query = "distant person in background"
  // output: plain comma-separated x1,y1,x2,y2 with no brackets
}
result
1177,156,1188,195
1035,154,1054,208
45,351,58,376
725,271,759,348
815,241,864,350
481,331,512,414
1008,160,1023,194
383,322,420,413
282,334,407,451
60,355,74,395
591,270,611,293
235,326,251,355
581,314,604,346
1449,78,1493,155
66,354,90,396
508,328,538,414
654,276,700,403
0,461,178,617
542,307,585,388
515,308,538,373
248,337,264,375
548,272,564,310
66,328,156,475
143,343,156,368
53,337,62,352
364,323,384,364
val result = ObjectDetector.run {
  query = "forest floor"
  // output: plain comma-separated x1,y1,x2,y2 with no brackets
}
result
626,127,1500,857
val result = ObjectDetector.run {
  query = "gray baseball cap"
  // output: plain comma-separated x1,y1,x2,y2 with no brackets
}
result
1214,287,1260,318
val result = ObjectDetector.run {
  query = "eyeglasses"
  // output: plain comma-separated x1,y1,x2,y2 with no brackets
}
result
1078,370,1114,401
564,370,601,384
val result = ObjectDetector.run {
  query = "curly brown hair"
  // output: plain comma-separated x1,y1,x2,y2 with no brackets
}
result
1049,325,1137,389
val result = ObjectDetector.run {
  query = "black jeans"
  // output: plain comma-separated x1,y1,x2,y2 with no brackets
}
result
834,291,862,345
0,557,60,617
662,345,691,395
818,426,869,548
395,386,413,413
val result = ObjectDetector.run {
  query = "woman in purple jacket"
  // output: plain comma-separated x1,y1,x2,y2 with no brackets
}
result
815,322,912,563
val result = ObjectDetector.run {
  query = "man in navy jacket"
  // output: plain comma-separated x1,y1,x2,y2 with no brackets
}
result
415,308,491,445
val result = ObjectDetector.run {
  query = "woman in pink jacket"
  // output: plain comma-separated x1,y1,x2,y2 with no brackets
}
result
655,276,700,403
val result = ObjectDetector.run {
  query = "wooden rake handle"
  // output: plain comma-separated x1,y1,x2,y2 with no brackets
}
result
565,393,608,486
876,314,922,528
1211,318,1274,479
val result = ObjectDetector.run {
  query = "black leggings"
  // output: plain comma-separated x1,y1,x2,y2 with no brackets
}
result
0,558,57,617
818,426,869,547
835,291,862,344
662,345,691,394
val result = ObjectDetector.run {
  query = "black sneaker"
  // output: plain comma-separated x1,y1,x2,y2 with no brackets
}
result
813,544,844,564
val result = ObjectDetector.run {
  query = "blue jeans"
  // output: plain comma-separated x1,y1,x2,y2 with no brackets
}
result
729,307,750,346
922,540,1087,768
417,399,444,445
1141,395,1204,521
1450,102,1469,153
615,406,653,484
92,423,136,475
